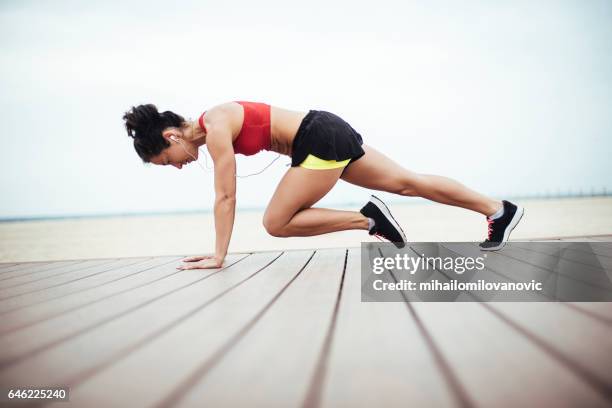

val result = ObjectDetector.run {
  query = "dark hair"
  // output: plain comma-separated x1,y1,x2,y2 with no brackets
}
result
122,104,185,163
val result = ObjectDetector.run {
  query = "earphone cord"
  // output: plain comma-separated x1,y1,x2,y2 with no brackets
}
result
176,137,283,178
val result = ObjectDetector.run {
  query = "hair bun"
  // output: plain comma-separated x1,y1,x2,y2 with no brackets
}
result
122,103,185,162
123,104,162,139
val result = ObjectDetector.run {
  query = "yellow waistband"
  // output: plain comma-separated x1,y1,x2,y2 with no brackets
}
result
299,154,351,170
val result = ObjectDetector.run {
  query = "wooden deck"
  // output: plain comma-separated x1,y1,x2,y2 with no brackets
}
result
0,236,611,407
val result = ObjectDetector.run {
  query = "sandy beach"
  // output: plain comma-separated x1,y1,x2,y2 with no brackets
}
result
1,197,611,263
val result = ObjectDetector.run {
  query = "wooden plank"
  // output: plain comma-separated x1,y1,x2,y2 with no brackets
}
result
412,302,609,406
0,262,55,275
0,246,608,407
0,257,181,335
561,243,612,259
0,260,86,281
0,253,249,368
0,257,179,313
423,243,608,302
0,259,116,291
439,245,612,402
445,244,612,315
558,238,612,249
320,248,456,407
0,263,19,272
486,245,612,294
559,238,612,243
567,303,612,325
377,246,610,407
510,242,612,270
52,251,310,407
485,302,612,398
169,249,348,407
0,258,147,300
0,252,274,393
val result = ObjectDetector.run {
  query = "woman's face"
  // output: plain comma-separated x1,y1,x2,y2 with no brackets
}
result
150,129,199,169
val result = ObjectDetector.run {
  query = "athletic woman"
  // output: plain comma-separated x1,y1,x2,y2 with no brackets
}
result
122,101,524,270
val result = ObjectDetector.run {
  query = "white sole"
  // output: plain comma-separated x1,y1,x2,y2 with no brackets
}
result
480,205,525,251
369,195,407,243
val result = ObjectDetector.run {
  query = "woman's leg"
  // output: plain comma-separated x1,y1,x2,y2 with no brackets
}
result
263,166,369,237
341,145,502,216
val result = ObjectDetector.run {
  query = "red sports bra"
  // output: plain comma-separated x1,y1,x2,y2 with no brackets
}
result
198,101,271,156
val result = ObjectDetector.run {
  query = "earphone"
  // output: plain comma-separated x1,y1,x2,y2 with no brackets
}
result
169,134,283,178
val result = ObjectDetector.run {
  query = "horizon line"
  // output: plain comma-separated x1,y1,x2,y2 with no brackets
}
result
1,192,611,223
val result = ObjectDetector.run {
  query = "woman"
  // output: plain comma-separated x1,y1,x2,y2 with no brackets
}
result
123,101,524,270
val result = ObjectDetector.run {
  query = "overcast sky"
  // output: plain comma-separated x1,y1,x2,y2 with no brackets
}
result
1,0,610,219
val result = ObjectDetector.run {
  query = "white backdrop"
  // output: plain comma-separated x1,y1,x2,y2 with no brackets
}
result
1,0,610,218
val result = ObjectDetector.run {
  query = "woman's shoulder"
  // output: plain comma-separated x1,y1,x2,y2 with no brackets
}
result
200,102,244,135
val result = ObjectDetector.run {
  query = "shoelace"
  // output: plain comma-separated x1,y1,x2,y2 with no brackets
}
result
373,233,386,242
486,218,494,240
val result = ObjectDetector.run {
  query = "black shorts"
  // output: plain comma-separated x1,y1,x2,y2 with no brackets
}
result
290,110,366,168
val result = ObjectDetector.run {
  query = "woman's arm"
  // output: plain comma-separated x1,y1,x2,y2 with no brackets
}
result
205,119,237,267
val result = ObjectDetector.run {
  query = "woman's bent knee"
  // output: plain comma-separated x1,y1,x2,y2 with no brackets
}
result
262,216,288,237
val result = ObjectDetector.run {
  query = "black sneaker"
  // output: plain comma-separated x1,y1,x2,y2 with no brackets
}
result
479,200,524,251
360,195,407,248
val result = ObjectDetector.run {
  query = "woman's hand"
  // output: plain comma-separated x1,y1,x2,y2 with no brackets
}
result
177,256,224,270
181,255,215,262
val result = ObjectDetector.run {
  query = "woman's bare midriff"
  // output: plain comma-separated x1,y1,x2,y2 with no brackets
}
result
269,106,308,156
